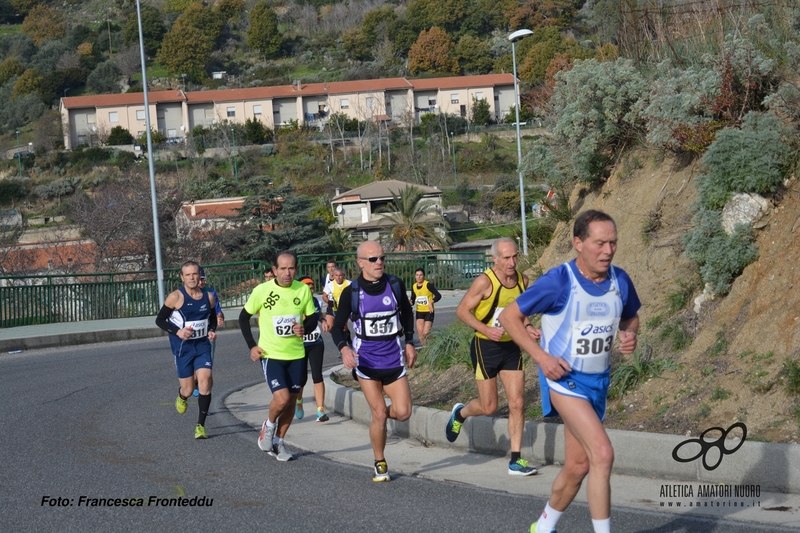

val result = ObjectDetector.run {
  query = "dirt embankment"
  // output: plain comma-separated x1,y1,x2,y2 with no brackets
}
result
537,150,800,443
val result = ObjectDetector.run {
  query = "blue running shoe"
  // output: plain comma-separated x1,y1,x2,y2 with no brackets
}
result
295,399,304,419
193,389,199,397
445,403,465,442
509,458,538,476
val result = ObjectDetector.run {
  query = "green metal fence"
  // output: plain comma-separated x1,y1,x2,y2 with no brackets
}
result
297,251,491,291
0,261,267,328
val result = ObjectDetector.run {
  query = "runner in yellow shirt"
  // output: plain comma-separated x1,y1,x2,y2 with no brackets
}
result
409,268,442,347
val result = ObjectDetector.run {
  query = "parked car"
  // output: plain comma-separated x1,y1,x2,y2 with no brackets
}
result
11,151,33,159
460,261,487,278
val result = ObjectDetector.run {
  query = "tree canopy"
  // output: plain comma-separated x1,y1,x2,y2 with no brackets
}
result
247,1,283,60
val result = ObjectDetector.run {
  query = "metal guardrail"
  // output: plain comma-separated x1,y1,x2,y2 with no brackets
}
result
0,253,493,328
298,251,490,291
0,261,267,328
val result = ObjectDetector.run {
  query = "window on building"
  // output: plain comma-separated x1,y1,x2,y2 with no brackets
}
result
366,97,374,108
341,99,349,109
475,92,484,100
136,110,145,120
204,108,214,119
451,94,459,104
227,107,235,117
428,98,437,106
253,105,262,115
87,114,96,124
108,112,118,123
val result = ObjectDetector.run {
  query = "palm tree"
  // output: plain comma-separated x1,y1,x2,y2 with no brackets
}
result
327,227,356,253
377,185,450,252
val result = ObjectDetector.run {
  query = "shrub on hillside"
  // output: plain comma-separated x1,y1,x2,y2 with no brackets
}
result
695,111,792,210
683,209,759,295
550,58,647,183
106,126,134,146
643,31,778,153
0,179,27,205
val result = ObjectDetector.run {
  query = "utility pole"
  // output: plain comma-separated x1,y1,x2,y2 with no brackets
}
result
450,131,457,187
231,129,238,184
15,130,22,179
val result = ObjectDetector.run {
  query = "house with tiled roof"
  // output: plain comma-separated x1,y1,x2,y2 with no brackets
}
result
59,74,516,149
330,180,444,243
175,197,246,241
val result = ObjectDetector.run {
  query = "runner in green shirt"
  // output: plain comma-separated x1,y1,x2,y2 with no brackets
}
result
239,250,317,461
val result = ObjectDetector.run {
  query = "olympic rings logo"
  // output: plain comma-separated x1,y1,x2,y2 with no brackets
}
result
671,422,747,471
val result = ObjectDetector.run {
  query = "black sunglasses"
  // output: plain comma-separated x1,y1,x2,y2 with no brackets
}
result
359,255,386,263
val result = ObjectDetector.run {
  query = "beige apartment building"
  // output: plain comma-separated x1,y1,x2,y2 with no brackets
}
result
59,74,517,149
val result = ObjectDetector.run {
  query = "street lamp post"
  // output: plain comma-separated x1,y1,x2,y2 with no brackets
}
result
15,130,22,179
231,129,238,184
135,0,165,304
450,131,457,187
509,28,533,256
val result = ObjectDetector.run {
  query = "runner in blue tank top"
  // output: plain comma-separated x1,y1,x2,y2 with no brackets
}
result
155,260,218,440
499,210,641,533
331,241,416,482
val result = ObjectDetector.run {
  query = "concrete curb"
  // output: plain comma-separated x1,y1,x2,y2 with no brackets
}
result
0,312,257,353
324,366,800,494
0,327,167,352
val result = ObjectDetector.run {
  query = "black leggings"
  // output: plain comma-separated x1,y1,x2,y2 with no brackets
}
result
303,343,325,387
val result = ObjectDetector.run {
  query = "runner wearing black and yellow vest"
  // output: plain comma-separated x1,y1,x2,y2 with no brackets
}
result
410,268,442,346
447,237,541,476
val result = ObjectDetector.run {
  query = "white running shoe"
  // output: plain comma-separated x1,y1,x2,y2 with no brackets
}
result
258,419,276,451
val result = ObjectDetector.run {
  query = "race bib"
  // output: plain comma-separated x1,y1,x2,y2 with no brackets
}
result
303,327,321,343
185,319,209,339
416,296,429,307
569,320,619,373
272,315,300,337
490,307,505,328
363,312,399,338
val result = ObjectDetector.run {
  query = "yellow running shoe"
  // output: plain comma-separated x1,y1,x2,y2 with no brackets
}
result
372,460,390,482
195,424,207,439
176,395,188,414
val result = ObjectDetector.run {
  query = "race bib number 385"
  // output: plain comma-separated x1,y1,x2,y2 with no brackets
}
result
272,315,300,337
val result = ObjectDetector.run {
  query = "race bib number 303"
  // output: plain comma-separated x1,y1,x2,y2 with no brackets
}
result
272,315,300,337
569,320,619,373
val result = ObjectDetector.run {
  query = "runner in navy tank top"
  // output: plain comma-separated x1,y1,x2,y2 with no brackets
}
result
155,260,218,440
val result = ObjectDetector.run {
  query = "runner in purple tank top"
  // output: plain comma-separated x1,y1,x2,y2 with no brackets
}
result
331,241,416,482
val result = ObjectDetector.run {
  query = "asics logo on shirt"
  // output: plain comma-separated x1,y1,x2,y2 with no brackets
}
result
580,324,615,335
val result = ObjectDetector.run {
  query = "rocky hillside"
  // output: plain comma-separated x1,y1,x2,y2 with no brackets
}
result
537,149,800,444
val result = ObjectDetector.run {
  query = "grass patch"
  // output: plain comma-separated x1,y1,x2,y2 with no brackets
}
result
416,322,473,371
710,386,730,401
783,359,800,395
447,220,519,242
0,24,20,36
666,279,697,315
131,61,170,82
640,209,661,245
608,340,679,399
707,328,728,357
659,322,691,351
645,314,664,331
694,403,712,420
